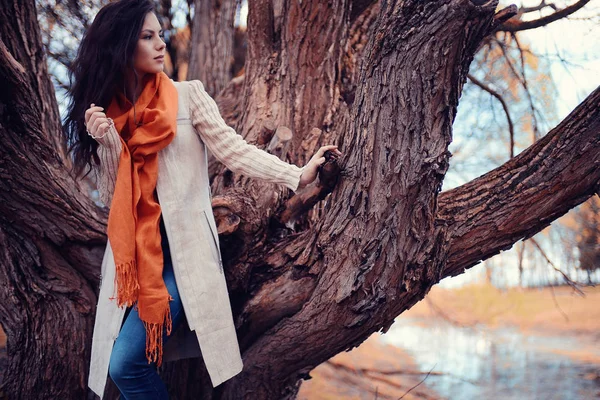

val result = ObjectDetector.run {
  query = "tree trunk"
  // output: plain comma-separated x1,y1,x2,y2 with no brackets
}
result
0,3,107,398
187,0,238,97
0,0,599,399
216,1,513,397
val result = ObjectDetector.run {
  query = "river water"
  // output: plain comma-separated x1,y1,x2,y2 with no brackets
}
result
380,317,600,399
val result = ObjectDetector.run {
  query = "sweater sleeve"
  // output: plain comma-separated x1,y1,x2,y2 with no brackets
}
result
91,123,122,207
188,80,305,192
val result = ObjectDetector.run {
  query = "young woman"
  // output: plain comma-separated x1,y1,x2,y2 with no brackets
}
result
62,0,341,398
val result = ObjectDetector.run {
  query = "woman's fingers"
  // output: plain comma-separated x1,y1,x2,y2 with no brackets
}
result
97,121,110,135
91,114,108,133
308,145,342,166
317,145,337,155
87,110,108,135
90,110,106,125
84,103,95,124
316,145,342,157
84,105,104,125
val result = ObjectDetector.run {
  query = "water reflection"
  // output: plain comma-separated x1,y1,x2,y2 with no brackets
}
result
379,317,599,399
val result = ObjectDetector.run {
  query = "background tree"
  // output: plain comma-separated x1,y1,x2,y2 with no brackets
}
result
0,0,599,399
576,197,600,281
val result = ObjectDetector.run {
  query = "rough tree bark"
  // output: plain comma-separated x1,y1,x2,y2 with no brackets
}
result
0,0,598,399
0,2,106,398
187,0,238,97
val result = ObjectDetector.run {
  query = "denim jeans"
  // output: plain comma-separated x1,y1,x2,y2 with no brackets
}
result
108,217,184,399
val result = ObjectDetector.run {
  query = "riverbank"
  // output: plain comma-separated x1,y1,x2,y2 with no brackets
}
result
298,334,440,400
402,283,600,345
300,283,599,399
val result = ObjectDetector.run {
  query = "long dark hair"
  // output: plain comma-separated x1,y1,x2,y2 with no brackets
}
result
62,0,156,179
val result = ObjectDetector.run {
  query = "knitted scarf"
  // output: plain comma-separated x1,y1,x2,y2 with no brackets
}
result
105,71,177,367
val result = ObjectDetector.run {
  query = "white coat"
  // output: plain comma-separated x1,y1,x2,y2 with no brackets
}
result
87,79,304,398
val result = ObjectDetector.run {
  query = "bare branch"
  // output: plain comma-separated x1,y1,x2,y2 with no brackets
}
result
490,36,541,141
519,0,558,14
398,364,437,400
467,73,515,158
323,360,439,399
511,33,541,140
499,0,592,32
549,284,569,321
528,237,585,295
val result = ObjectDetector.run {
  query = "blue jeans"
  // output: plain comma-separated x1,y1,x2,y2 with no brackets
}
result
109,217,184,399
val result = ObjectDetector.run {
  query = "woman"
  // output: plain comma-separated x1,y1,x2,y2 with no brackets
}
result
62,0,341,398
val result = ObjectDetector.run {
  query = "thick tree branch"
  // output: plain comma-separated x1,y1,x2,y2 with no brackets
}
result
499,0,591,32
491,5,519,29
439,85,600,279
0,2,110,396
0,1,67,161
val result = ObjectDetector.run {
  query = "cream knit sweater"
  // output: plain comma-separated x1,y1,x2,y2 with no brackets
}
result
91,80,305,206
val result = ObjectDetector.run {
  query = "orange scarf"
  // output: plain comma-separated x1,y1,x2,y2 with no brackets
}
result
105,71,178,367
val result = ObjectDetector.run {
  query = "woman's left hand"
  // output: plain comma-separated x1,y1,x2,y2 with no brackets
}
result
298,145,342,189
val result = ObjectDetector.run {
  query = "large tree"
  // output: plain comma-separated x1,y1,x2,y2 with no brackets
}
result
0,0,598,399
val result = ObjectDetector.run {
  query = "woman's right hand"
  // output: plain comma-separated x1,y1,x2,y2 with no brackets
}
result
85,103,113,139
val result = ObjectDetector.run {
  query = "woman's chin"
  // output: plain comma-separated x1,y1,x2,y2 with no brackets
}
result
139,66,164,75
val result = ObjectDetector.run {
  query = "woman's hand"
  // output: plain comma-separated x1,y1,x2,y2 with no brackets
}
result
298,145,342,189
84,103,113,139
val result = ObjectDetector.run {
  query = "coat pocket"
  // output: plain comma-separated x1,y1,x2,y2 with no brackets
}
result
202,209,223,273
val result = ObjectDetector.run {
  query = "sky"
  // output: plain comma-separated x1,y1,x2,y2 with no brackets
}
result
513,1,599,119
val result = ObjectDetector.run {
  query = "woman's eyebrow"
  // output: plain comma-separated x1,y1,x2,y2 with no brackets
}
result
141,29,163,34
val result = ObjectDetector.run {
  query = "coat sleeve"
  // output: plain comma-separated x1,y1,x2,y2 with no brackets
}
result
91,123,122,207
188,80,305,192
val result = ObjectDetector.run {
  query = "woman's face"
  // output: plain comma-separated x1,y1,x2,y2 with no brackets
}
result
132,12,166,76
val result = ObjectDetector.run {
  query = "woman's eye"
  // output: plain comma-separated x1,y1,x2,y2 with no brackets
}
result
140,33,165,40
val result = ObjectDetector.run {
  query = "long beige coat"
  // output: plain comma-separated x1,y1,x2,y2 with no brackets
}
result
87,80,304,398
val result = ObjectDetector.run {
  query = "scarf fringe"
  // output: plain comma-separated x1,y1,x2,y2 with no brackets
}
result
142,296,173,367
113,259,140,307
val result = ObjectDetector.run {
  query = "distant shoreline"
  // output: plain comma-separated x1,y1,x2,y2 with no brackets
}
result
399,283,600,338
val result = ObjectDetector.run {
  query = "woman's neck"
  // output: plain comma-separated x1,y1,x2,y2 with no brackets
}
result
123,71,147,104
